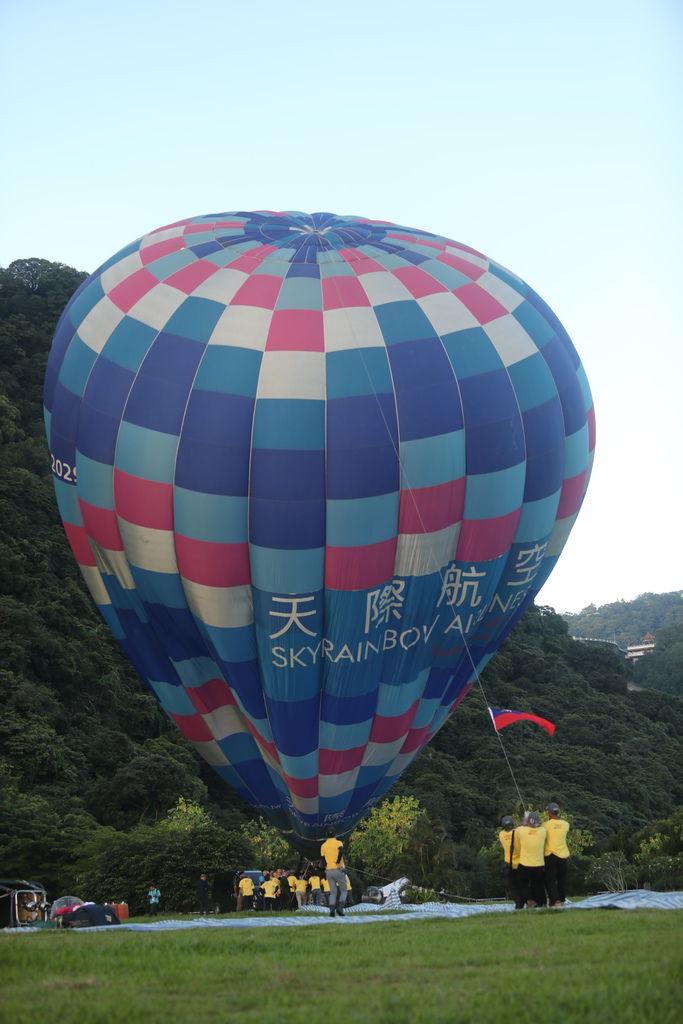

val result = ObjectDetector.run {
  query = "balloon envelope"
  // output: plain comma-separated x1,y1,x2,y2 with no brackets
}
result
44,211,595,852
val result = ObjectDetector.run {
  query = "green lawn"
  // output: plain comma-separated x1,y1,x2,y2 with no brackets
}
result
2,911,681,1023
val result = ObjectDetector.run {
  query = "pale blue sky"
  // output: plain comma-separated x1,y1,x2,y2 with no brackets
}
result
2,0,681,612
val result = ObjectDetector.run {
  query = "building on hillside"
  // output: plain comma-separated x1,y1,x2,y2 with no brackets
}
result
625,633,656,665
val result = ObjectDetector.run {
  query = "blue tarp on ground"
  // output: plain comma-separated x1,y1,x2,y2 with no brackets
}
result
560,889,683,911
6,890,682,932
290,889,683,917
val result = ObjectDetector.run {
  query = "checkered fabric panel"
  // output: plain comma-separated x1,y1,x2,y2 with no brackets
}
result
44,211,594,854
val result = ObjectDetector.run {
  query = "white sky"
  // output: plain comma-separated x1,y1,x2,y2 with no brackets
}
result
2,0,681,613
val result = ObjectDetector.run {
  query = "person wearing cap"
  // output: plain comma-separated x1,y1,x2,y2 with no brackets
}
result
516,811,547,907
498,815,523,909
320,827,347,918
544,802,570,906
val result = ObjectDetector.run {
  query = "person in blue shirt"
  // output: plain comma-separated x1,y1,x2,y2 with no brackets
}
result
147,884,160,915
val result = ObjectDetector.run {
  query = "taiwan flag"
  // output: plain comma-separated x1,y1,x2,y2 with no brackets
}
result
489,707,556,736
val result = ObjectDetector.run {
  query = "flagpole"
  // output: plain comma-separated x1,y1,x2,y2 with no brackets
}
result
483,695,528,814
457,635,528,814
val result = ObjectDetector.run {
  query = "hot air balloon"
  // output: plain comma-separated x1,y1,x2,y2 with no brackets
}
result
44,211,595,853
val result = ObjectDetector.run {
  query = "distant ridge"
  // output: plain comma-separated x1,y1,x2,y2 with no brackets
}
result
561,591,683,649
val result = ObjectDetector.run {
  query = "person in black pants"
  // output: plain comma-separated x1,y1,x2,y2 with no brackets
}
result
544,802,570,905
196,873,211,915
516,812,547,908
498,815,524,909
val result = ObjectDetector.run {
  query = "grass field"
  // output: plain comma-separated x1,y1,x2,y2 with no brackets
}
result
2,910,681,1023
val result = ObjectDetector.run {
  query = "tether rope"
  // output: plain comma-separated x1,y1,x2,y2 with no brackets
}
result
335,283,530,813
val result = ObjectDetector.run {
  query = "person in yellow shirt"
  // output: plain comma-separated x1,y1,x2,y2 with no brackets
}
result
237,873,255,911
544,802,570,906
498,815,523,909
308,872,322,906
261,875,280,910
320,876,331,906
344,874,353,907
320,828,347,918
516,811,547,908
294,875,308,909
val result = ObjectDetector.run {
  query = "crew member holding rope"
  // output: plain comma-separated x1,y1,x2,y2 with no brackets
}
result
516,811,547,908
498,815,524,909
544,802,570,906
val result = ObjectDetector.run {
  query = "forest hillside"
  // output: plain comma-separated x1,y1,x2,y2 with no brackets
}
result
1,259,681,907
563,592,683,649
562,593,683,696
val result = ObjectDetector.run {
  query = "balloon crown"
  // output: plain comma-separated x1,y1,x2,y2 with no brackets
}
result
194,211,431,263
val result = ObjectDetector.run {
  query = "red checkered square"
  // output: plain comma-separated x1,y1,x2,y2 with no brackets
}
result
437,251,486,280
114,470,174,530
107,268,158,312
230,274,283,309
454,283,508,324
321,275,371,309
266,309,324,351
338,250,385,274
140,237,186,265
164,260,219,295
386,232,446,252
392,265,448,299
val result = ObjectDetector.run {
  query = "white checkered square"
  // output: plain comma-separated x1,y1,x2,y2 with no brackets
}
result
323,306,386,351
484,313,538,366
209,304,272,350
257,350,325,400
126,283,187,330
77,296,125,354
418,291,479,335
359,271,413,305
100,252,144,293
476,271,524,312
191,267,248,304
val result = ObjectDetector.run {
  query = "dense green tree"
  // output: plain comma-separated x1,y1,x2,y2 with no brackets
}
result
239,820,298,869
634,622,683,695
0,781,97,894
74,803,254,914
347,795,423,877
0,260,253,896
394,606,682,843
586,851,636,892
